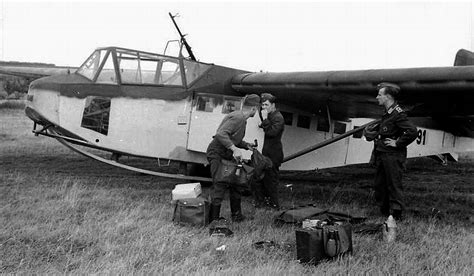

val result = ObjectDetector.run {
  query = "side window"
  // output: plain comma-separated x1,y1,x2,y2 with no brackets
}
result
96,53,117,84
183,60,211,85
317,116,330,132
334,121,346,134
81,96,110,135
119,57,141,83
196,96,217,112
297,115,311,129
159,60,182,85
116,50,183,86
77,50,107,81
222,98,241,114
281,111,293,126
140,59,160,84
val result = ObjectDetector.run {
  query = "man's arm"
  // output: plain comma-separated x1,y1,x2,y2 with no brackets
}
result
214,115,246,160
260,113,284,137
236,140,252,150
214,116,239,149
363,124,379,141
395,113,418,148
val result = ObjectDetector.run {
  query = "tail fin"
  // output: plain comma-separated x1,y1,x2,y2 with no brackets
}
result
454,49,474,66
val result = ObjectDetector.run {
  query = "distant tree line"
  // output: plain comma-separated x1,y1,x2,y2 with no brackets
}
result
0,61,56,67
0,75,31,95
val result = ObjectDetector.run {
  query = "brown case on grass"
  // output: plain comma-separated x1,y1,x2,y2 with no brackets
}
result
172,197,210,227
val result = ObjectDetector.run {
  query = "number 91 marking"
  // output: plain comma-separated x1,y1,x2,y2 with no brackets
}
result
416,129,427,145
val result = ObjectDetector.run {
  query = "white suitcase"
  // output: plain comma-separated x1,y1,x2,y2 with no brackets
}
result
172,183,202,201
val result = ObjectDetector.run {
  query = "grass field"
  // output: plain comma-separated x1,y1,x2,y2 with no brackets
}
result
1,106,473,274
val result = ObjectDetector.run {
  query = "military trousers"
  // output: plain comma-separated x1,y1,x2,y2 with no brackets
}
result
252,165,280,208
374,151,406,212
208,156,242,214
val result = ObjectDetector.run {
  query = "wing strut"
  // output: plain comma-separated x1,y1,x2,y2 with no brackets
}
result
282,119,381,163
45,129,212,182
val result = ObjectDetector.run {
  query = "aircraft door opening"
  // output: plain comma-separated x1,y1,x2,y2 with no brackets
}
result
187,93,264,157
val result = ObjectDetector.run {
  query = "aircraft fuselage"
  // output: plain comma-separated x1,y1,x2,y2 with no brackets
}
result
25,46,473,173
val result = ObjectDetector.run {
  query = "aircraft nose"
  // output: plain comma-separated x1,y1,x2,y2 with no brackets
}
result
25,78,61,125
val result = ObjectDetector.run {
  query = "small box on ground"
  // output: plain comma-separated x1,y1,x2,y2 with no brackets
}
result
172,183,202,201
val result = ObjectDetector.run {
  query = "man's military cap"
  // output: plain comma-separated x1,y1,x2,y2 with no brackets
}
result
261,93,276,103
243,94,261,106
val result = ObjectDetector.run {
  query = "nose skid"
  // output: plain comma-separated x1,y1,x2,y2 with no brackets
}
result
25,106,50,125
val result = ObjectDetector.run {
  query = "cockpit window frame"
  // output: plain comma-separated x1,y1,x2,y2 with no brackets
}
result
111,50,122,84
77,47,214,88
114,48,186,88
182,59,213,87
77,49,111,82
92,50,113,83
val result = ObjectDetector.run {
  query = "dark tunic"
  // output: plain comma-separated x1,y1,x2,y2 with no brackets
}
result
261,110,285,167
207,110,249,161
374,104,418,154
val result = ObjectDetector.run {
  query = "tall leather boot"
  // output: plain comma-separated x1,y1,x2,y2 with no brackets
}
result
230,198,245,222
251,180,265,208
209,204,221,223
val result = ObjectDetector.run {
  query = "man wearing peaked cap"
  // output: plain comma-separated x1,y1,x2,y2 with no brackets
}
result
364,82,417,221
206,94,260,223
376,82,401,93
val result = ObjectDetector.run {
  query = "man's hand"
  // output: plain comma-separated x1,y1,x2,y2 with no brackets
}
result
246,141,258,150
383,138,397,147
230,145,243,161
261,109,268,120
363,124,378,141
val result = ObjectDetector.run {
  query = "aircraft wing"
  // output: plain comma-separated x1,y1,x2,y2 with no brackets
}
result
231,57,474,137
0,65,76,79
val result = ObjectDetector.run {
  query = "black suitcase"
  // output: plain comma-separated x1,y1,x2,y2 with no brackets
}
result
172,197,210,227
296,222,353,264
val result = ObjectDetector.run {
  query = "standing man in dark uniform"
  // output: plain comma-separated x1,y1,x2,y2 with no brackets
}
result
207,94,261,222
255,93,285,209
364,82,417,220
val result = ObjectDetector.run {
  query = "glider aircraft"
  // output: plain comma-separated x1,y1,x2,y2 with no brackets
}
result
2,14,473,182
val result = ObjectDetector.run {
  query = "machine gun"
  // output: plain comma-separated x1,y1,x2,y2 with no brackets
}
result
169,12,197,61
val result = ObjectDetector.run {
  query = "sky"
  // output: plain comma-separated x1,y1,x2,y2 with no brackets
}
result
0,1,473,72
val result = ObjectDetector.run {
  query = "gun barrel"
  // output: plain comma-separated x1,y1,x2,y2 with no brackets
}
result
169,12,197,61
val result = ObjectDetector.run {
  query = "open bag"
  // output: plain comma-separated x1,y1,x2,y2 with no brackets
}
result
296,221,353,265
273,205,366,226
215,159,254,187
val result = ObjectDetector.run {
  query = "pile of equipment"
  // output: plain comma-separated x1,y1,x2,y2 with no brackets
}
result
274,205,359,265
172,183,209,227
